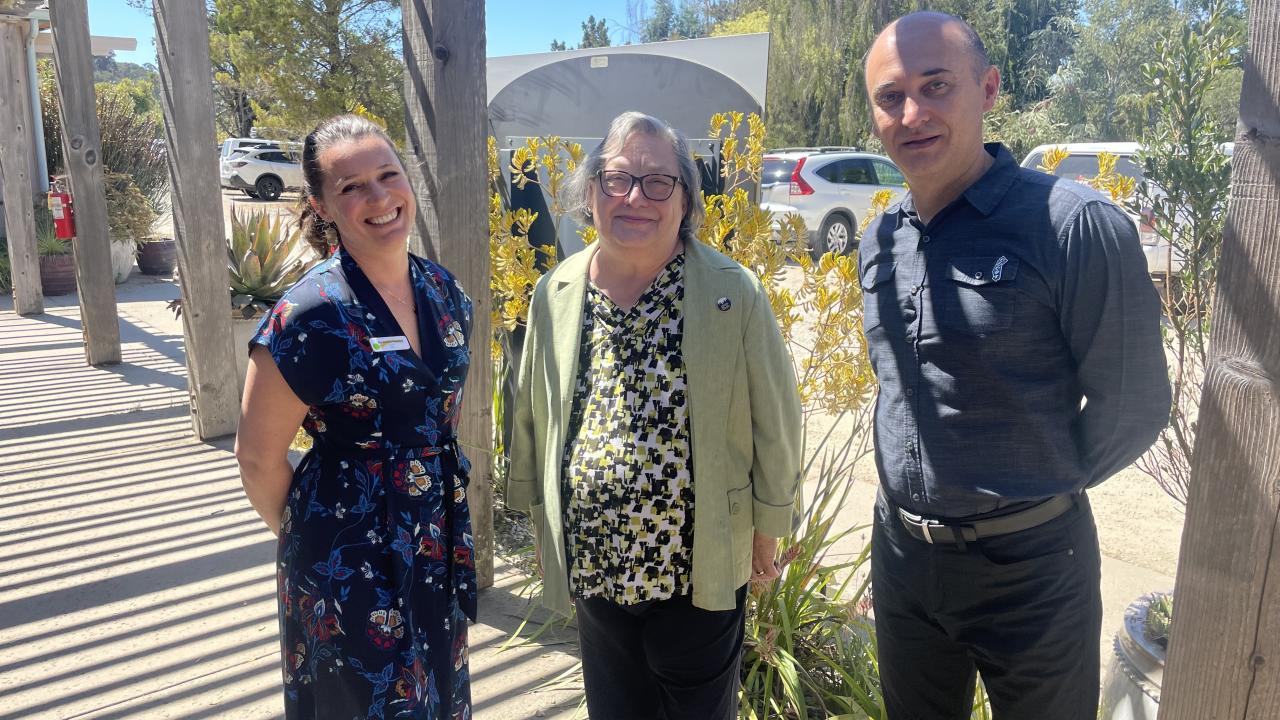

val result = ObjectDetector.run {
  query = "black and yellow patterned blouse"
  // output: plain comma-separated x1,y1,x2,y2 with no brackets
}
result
561,253,695,605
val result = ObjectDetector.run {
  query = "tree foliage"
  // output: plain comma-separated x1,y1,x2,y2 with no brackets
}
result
551,14,611,50
1130,3,1240,507
207,0,405,141
630,0,764,42
580,15,611,48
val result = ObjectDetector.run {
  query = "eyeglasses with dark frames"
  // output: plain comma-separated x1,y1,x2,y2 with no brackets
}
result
596,169,685,201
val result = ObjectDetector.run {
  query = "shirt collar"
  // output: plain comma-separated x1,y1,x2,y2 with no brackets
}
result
961,143,1019,216
886,142,1019,226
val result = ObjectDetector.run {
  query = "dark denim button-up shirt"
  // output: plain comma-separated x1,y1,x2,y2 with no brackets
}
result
859,143,1171,518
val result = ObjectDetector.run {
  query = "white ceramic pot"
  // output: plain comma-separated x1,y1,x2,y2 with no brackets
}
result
110,241,136,283
1100,593,1167,720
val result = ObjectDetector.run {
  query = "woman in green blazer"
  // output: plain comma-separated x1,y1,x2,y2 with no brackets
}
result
506,111,802,720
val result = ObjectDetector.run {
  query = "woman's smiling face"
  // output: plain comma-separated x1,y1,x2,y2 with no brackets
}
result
311,135,415,253
590,132,688,256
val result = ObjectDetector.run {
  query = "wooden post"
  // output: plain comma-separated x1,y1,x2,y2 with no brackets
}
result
401,0,495,589
48,0,122,367
1158,0,1280,715
0,16,43,316
153,0,238,440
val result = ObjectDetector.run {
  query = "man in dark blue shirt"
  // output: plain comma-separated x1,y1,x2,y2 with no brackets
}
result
859,12,1171,719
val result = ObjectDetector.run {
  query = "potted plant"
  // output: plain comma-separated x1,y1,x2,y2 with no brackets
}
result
104,172,157,284
30,201,76,296
38,237,77,297
1101,592,1169,719
137,236,177,276
227,206,313,390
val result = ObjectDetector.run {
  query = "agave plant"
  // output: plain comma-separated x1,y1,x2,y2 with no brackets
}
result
228,208,312,318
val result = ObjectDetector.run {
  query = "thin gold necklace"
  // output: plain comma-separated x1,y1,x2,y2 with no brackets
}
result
373,283,417,314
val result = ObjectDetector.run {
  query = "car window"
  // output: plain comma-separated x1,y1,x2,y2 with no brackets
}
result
814,160,842,183
873,161,905,186
1050,154,1144,182
844,159,877,184
818,159,877,185
762,157,797,186
257,151,295,163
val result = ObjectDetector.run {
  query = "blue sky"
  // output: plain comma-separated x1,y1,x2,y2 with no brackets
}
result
88,0,638,66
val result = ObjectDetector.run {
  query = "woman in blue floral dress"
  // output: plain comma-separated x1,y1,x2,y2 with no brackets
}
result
235,115,476,720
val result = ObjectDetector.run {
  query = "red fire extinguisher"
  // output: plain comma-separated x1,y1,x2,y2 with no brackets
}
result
48,180,76,240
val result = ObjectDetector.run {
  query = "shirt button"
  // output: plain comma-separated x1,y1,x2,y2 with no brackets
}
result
922,235,931,243
911,285,921,295
905,388,914,397
911,493,921,502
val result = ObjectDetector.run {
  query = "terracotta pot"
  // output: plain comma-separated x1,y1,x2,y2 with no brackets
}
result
137,238,178,275
40,255,78,296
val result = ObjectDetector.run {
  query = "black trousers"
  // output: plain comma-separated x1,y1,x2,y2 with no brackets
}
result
573,586,747,720
871,492,1103,720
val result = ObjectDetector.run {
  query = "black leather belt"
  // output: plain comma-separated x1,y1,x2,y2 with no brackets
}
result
896,494,1076,545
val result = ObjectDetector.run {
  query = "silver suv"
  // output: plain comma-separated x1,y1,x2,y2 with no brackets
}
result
1020,143,1181,291
759,148,905,259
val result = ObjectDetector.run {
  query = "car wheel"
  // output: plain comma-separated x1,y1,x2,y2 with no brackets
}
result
814,215,853,260
242,189,259,198
255,176,283,201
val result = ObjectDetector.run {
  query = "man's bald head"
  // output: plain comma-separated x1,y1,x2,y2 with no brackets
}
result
867,12,990,81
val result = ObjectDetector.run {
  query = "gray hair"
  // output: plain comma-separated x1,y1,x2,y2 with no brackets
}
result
564,111,706,244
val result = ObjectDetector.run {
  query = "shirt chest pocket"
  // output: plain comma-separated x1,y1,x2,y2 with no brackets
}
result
860,261,897,333
932,256,1020,336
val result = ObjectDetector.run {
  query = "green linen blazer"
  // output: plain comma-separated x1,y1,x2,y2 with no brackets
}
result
505,239,803,616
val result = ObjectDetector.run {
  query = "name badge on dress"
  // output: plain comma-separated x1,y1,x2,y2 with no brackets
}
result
369,335,411,353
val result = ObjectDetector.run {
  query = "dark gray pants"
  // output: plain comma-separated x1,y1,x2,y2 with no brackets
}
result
871,492,1103,720
573,586,746,720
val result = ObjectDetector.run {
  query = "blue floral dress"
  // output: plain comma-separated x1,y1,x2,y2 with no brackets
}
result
251,247,477,720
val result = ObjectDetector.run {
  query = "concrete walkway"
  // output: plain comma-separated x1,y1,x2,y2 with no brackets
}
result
0,275,584,719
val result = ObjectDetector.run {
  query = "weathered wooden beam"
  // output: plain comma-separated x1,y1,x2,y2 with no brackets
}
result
401,0,495,589
152,0,238,440
0,17,42,316
1159,0,1280,716
48,0,122,366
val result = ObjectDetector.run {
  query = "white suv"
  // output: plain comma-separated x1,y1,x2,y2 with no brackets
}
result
221,147,304,201
759,148,905,259
1020,143,1181,290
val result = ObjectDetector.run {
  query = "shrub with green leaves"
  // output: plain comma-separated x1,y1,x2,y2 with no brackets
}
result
39,60,169,214
1132,2,1240,507
104,172,157,248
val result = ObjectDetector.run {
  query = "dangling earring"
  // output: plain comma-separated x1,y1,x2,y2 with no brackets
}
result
323,220,339,254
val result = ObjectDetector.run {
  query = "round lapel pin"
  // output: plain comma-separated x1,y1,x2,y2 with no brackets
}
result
716,297,732,311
